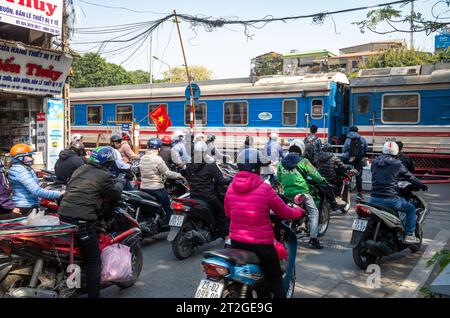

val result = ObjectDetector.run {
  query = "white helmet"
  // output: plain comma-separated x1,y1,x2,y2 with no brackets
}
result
194,140,207,152
173,130,185,138
195,133,205,141
382,141,399,156
72,134,83,142
269,132,278,141
289,139,305,155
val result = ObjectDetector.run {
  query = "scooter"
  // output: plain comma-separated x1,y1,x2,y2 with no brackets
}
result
350,181,428,269
195,207,301,298
335,167,358,214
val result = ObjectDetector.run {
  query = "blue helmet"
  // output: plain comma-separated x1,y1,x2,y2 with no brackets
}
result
90,146,116,166
147,138,162,150
237,148,268,173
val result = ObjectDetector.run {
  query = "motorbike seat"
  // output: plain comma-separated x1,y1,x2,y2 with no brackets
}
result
204,248,261,266
126,190,158,202
359,200,398,216
123,191,161,209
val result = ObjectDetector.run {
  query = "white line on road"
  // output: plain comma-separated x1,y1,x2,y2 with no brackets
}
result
391,229,450,298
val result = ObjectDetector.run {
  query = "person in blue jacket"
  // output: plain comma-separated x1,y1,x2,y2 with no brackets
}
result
8,144,63,216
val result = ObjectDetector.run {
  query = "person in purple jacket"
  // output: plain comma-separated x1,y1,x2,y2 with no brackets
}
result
225,148,305,298
0,161,20,217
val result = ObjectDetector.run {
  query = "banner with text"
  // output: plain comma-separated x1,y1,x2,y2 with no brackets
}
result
46,98,64,171
0,40,72,96
0,0,62,35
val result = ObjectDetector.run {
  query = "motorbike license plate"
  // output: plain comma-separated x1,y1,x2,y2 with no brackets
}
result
169,214,184,227
195,279,224,298
352,219,368,232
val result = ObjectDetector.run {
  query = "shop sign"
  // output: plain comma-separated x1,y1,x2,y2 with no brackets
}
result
45,98,64,171
0,0,62,35
0,40,72,96
36,111,46,159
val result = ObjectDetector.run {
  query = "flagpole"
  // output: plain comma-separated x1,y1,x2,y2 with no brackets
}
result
173,10,195,159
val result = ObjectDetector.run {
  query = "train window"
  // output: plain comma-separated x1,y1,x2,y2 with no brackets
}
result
184,102,207,126
116,105,133,123
282,100,297,126
311,99,323,119
357,96,370,114
382,94,420,123
70,106,75,124
224,101,248,126
87,106,102,125
148,103,168,125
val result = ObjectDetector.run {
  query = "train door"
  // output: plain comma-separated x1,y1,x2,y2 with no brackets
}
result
352,93,375,144
330,84,349,145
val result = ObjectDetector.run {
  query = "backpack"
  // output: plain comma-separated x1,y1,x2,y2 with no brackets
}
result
348,138,362,163
304,136,319,165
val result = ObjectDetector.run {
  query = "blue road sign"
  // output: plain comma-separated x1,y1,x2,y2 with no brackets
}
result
185,83,201,100
435,34,450,50
122,123,130,131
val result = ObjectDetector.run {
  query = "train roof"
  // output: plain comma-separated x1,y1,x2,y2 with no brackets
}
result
350,63,450,88
70,73,348,102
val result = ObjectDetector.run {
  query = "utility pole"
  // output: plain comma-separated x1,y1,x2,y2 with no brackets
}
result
410,1,414,49
149,33,153,84
62,0,71,147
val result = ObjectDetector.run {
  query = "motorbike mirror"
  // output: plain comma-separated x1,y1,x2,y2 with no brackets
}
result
294,194,305,205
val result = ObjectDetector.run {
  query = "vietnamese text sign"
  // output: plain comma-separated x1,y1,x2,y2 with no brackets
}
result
0,40,72,95
36,111,46,159
46,98,64,171
435,34,450,50
0,0,62,35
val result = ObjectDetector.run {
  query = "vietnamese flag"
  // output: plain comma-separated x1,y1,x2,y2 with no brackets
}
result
150,104,172,133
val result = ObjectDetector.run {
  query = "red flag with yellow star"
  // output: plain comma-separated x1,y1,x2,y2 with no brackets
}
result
150,104,172,133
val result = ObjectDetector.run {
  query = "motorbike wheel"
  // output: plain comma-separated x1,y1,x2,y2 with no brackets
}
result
221,283,247,298
409,227,423,253
117,244,143,289
317,202,330,237
352,243,377,270
285,266,296,298
0,274,24,298
172,222,194,260
341,184,351,214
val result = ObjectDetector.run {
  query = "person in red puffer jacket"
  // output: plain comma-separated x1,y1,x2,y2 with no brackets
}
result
225,148,305,298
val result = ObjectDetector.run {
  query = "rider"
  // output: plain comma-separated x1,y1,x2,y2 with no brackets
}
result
110,134,140,164
140,138,185,230
225,147,304,298
206,134,230,163
276,139,327,249
370,141,427,244
396,141,415,173
304,125,322,166
160,136,173,167
189,140,230,243
54,141,86,184
71,133,83,143
58,146,126,298
0,159,20,216
171,130,191,169
8,144,63,215
263,133,285,163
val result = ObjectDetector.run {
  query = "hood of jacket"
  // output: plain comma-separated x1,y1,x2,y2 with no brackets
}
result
373,154,397,167
281,153,301,170
346,131,361,140
231,171,264,194
59,149,77,161
317,151,333,163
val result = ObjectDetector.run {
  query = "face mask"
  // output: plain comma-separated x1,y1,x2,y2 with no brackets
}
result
23,156,34,166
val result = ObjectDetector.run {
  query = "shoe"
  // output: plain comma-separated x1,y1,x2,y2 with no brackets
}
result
331,202,346,214
335,197,346,205
404,235,421,244
224,238,231,249
308,238,324,249
356,193,364,201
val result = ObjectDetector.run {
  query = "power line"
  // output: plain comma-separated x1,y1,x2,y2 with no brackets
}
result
76,0,170,15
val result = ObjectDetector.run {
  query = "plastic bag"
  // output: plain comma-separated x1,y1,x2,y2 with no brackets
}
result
101,244,133,283
25,209,60,226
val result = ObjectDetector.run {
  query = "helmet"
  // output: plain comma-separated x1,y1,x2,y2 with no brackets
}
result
289,139,305,155
10,144,34,159
161,136,172,145
90,146,117,166
147,138,162,150
321,143,333,153
207,134,216,142
382,141,399,156
72,134,83,142
110,134,123,143
173,130,185,138
194,140,208,153
70,141,86,156
269,133,278,141
237,148,266,173
195,133,205,141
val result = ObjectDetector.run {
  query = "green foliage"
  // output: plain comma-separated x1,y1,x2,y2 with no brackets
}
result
359,48,447,69
420,286,436,298
252,54,283,76
427,249,450,271
70,53,152,88
162,65,213,82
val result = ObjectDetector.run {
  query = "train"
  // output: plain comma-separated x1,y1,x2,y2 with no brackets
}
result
69,63,450,173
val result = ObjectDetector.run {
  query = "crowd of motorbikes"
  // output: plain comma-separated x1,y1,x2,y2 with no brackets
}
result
0,148,429,299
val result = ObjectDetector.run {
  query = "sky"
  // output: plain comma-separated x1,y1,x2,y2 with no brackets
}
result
70,0,445,79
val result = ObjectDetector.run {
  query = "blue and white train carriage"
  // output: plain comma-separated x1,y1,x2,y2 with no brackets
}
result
69,73,349,150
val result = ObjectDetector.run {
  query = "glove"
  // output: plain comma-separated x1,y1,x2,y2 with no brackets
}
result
421,184,428,191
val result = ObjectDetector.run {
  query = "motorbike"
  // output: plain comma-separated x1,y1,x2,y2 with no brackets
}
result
334,166,358,214
0,197,143,298
350,181,428,269
195,211,300,298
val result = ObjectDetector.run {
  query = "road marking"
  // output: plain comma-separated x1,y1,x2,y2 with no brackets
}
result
391,229,450,298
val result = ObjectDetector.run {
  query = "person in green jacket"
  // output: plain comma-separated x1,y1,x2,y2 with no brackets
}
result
277,139,325,249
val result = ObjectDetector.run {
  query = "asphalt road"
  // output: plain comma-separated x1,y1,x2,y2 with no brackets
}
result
100,183,450,298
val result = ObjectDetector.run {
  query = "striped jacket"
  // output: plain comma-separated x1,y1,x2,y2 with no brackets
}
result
8,163,61,208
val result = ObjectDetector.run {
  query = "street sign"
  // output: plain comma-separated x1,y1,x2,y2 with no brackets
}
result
435,34,450,50
185,83,201,100
122,123,130,132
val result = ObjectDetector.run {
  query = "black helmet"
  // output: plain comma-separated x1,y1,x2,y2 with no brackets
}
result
322,143,333,153
207,134,216,142
110,134,123,143
70,141,86,156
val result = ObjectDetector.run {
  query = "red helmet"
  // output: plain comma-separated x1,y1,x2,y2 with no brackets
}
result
161,135,172,145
